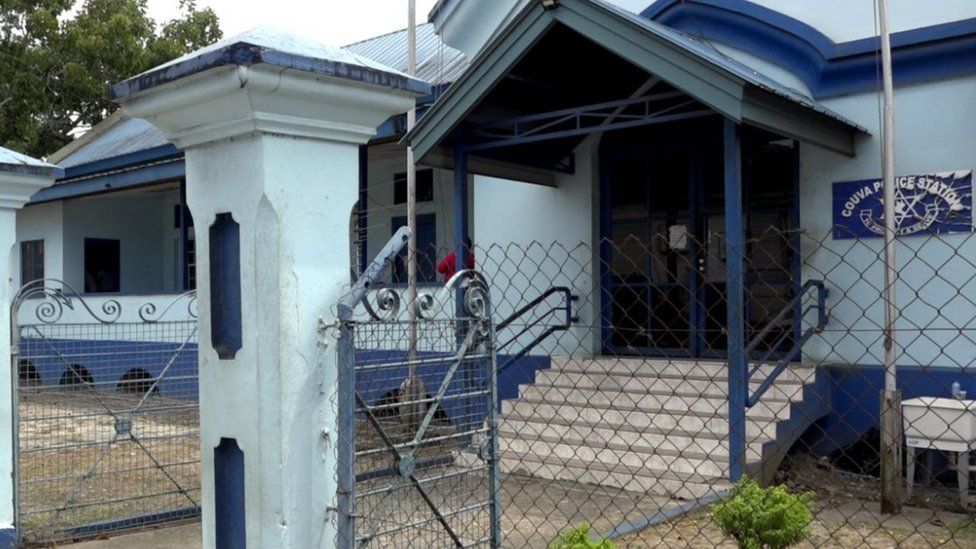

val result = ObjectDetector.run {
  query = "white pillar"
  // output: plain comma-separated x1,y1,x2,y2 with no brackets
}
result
0,150,60,547
113,30,425,548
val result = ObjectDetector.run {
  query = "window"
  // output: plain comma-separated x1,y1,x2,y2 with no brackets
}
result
393,169,434,205
20,240,43,286
84,238,121,293
391,214,437,283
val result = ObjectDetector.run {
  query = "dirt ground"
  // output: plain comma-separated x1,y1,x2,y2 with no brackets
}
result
17,390,200,546
25,393,976,548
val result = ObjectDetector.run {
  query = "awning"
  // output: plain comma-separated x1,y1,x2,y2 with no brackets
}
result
408,0,868,167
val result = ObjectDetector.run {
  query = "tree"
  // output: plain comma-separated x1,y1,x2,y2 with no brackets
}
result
0,0,221,157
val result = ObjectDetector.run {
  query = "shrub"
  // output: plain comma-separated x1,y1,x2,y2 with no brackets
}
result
712,477,814,549
549,524,617,549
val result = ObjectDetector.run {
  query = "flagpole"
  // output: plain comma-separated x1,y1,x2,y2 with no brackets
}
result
877,0,902,514
404,0,423,428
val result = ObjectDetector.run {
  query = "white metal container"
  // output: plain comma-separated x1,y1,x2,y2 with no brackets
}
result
903,397,976,452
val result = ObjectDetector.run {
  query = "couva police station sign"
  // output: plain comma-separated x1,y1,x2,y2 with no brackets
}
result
832,171,973,239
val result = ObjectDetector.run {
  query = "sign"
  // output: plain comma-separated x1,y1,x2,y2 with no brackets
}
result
832,171,973,239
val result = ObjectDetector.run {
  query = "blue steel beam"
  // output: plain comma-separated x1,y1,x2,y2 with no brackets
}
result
465,94,712,152
724,117,746,482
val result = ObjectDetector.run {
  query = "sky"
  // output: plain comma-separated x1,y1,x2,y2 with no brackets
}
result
147,0,441,47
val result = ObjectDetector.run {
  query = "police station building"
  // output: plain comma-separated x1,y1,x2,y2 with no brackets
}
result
409,0,976,468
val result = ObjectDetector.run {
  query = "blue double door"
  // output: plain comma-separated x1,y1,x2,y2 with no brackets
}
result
601,130,798,358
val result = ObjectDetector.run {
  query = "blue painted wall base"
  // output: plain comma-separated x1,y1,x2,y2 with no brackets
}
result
804,364,976,456
0,528,15,549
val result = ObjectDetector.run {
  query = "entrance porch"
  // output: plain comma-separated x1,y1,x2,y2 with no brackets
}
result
406,0,865,501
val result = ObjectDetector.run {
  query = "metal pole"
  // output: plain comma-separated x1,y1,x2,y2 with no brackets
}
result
403,0,424,428
877,0,903,514
407,0,418,346
723,118,746,482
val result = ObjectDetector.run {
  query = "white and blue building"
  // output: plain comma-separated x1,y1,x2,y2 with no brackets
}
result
15,0,976,495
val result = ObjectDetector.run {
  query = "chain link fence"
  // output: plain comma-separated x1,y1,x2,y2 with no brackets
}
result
344,219,976,547
12,283,200,546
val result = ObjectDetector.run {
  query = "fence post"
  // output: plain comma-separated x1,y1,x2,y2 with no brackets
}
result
112,37,426,548
0,153,61,545
723,119,746,483
335,305,356,548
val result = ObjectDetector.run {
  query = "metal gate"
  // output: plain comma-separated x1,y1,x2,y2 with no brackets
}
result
11,280,200,545
337,229,501,547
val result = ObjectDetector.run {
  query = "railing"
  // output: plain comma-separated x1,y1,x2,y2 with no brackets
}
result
745,280,828,407
496,287,578,375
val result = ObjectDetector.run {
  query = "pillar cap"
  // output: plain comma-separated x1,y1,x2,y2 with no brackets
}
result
111,26,431,148
0,147,61,209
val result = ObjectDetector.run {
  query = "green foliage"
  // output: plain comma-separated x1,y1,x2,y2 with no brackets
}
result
712,477,814,549
549,524,617,549
0,0,222,157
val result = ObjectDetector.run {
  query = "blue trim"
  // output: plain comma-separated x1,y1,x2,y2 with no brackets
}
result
723,118,746,482
209,213,242,360
61,144,181,180
214,438,246,549
111,41,430,100
30,159,185,204
644,0,976,98
0,162,62,179
808,364,976,457
0,527,14,549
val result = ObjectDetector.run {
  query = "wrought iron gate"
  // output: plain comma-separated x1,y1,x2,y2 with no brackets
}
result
11,280,200,545
337,229,501,548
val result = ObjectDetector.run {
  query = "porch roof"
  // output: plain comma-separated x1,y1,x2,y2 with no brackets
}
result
407,0,869,164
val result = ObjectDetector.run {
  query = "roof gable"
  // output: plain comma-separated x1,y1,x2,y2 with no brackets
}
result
409,0,866,160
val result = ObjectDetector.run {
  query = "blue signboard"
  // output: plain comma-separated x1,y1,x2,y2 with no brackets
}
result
832,171,973,239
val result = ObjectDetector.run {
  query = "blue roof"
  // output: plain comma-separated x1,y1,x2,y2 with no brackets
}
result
111,26,432,101
0,146,62,178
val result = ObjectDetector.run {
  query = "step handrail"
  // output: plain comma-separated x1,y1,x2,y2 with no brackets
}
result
745,280,827,407
496,286,578,376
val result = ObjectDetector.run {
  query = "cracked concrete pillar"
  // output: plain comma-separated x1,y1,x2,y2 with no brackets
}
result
113,29,426,547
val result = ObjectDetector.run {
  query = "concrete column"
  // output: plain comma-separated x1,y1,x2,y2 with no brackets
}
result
113,30,427,548
0,149,61,547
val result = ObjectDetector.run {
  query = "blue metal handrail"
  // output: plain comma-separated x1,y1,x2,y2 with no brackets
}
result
496,287,578,376
745,280,828,407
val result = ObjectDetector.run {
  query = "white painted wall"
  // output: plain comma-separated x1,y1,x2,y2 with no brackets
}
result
796,74,976,368
59,193,181,294
474,135,602,357
15,202,65,286
432,0,651,58
746,0,976,43
364,146,472,281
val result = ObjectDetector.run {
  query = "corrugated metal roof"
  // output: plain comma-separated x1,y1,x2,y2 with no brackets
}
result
345,23,469,85
57,116,171,169
58,23,466,174
593,0,868,132
0,146,62,177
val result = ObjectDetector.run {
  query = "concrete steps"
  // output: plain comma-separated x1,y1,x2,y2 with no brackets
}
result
497,357,821,499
